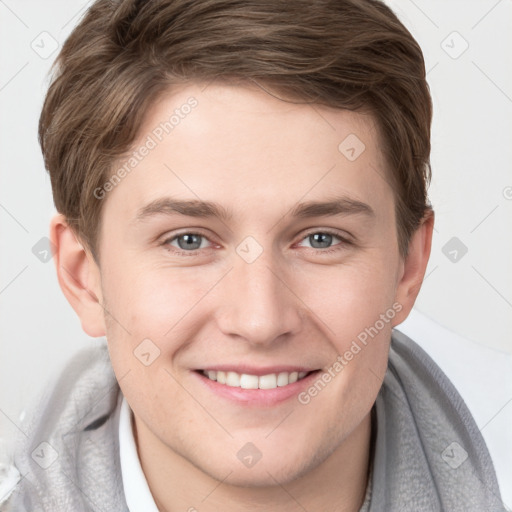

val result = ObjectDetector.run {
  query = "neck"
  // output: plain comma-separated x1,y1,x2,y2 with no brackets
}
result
134,410,374,512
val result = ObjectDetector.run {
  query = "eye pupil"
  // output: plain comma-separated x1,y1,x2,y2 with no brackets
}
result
310,232,332,249
178,234,202,250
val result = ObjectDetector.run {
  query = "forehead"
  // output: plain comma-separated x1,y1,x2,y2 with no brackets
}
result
102,82,394,226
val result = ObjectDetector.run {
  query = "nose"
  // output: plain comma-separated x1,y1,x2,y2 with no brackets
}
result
215,246,304,347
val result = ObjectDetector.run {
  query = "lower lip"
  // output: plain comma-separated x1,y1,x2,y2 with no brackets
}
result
192,370,322,407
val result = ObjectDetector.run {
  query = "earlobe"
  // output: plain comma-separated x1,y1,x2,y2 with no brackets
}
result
49,214,106,338
391,209,435,327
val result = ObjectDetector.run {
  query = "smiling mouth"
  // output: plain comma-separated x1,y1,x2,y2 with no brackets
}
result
196,369,319,390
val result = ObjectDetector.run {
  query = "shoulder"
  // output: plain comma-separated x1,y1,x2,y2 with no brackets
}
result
1,342,126,511
382,313,510,510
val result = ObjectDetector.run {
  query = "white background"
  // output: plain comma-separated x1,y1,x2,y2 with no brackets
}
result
1,0,511,508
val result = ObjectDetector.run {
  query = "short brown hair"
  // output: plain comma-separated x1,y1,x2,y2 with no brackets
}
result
39,0,432,260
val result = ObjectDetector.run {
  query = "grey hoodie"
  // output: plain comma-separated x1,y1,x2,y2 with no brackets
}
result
0,330,506,511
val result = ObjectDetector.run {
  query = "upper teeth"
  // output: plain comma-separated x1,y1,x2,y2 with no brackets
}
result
203,370,309,389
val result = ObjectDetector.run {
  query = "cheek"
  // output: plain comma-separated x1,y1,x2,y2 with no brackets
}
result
100,262,220,398
100,265,196,428
300,256,396,401
302,255,398,341
102,260,213,338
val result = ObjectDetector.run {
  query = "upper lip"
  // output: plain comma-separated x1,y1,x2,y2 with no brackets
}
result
198,365,319,376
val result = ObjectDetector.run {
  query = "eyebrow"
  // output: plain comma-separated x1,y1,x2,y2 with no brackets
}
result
134,196,375,223
290,197,375,219
135,198,233,223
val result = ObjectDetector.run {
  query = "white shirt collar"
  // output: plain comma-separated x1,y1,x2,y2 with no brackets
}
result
119,396,160,512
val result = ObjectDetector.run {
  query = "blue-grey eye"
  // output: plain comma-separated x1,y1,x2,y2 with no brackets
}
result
174,233,204,251
308,232,335,249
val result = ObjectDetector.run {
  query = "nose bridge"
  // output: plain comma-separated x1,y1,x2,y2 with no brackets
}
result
216,239,302,345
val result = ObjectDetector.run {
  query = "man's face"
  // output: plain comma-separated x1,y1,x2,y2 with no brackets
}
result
95,83,406,485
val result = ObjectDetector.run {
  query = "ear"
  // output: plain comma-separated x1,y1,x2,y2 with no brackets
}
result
391,209,435,327
49,213,106,338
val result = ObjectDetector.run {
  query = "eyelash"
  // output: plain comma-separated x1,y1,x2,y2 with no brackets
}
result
161,229,352,256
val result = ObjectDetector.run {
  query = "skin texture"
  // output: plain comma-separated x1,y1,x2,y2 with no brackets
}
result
51,82,434,511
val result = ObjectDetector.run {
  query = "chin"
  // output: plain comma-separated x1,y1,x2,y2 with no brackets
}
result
197,446,314,489
219,464,303,489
